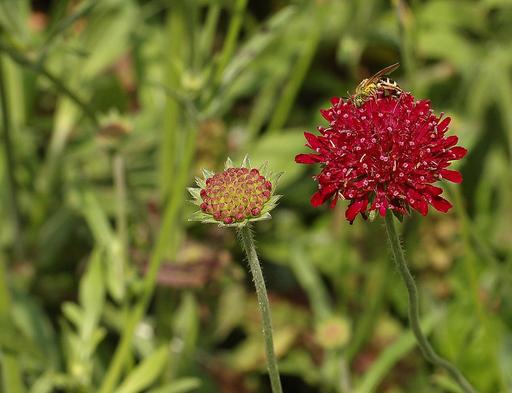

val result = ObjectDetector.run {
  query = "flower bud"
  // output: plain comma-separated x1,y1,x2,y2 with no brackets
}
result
188,157,282,227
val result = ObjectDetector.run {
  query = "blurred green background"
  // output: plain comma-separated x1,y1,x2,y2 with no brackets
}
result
0,0,511,392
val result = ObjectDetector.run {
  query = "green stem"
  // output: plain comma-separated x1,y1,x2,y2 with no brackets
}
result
98,127,197,393
113,153,128,301
161,3,186,198
198,4,221,68
393,0,416,91
338,356,352,393
214,0,248,84
0,258,25,393
237,225,283,393
113,153,128,267
266,26,319,133
0,56,23,259
384,214,478,393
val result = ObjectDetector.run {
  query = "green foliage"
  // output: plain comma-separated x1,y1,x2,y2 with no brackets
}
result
0,0,511,392
113,346,170,393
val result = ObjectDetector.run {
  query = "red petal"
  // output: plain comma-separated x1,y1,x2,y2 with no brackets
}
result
379,198,388,217
345,198,367,223
295,154,322,164
345,204,360,223
310,191,325,207
320,109,331,121
449,146,467,159
424,185,443,196
311,186,336,207
330,97,341,105
437,117,451,133
413,199,429,216
444,135,458,148
431,196,452,213
304,132,321,149
440,169,463,183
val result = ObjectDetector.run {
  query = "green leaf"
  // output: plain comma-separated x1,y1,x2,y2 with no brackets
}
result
78,188,125,302
9,289,58,368
79,248,105,340
61,302,83,328
173,294,199,355
113,346,169,393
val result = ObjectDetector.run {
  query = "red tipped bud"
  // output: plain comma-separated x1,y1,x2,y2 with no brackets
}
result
198,166,272,224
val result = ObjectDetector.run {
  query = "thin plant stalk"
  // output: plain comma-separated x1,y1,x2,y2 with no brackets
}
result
0,56,23,259
0,257,25,393
237,225,283,393
113,153,128,302
339,356,352,393
214,0,248,84
198,3,221,68
113,154,128,266
161,3,186,198
392,0,417,90
384,214,478,393
266,26,319,133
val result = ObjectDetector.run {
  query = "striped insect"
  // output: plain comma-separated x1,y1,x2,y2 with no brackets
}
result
352,63,402,107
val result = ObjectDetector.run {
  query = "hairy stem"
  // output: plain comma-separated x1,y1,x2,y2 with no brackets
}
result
384,214,478,393
237,225,283,393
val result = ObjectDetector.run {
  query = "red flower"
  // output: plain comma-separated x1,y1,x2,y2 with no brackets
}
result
295,93,467,223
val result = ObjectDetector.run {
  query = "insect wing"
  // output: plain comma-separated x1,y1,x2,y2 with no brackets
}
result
366,63,400,85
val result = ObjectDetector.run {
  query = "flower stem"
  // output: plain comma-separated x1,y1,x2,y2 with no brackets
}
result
384,214,478,393
237,225,283,393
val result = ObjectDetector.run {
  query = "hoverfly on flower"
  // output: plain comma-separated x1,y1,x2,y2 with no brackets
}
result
352,63,402,106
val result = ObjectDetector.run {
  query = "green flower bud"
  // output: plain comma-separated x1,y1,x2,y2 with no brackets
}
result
188,156,282,227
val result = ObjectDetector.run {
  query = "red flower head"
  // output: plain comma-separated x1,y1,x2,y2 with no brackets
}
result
295,93,467,223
